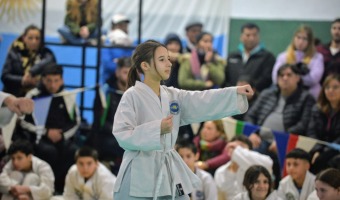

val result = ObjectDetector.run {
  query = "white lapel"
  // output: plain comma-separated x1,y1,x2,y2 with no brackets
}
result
135,81,161,110
160,86,170,118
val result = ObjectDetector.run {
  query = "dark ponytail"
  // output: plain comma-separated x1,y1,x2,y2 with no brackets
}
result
127,40,166,88
127,66,141,88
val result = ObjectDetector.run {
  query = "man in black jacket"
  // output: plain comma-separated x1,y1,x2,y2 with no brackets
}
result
316,18,340,83
225,23,275,92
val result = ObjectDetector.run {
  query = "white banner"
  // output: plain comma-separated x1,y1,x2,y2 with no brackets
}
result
0,0,231,39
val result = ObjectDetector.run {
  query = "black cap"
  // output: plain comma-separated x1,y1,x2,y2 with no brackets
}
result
185,21,203,31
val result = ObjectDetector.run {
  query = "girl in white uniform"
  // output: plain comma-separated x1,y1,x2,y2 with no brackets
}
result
233,165,282,200
112,40,253,200
307,168,340,200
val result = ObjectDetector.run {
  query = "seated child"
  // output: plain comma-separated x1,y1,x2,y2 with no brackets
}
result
193,120,229,175
234,165,282,200
176,141,218,200
0,140,54,200
214,135,273,200
63,146,117,200
307,168,340,200
278,148,315,200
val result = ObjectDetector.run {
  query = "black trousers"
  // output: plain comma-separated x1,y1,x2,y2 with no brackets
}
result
35,137,78,194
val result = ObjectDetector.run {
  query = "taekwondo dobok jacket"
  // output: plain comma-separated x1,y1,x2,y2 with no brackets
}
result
278,171,315,200
112,81,248,197
233,191,282,200
63,163,116,200
0,156,54,200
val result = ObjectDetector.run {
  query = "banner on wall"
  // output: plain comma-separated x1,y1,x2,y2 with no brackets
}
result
0,0,231,57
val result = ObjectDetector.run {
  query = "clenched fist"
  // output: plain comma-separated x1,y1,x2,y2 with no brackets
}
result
4,95,34,116
161,115,173,135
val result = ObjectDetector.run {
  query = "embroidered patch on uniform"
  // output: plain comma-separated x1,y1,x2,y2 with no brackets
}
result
196,191,204,199
169,101,180,115
285,192,295,200
176,183,184,196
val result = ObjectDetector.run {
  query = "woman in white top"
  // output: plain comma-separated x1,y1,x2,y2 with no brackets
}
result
112,40,253,200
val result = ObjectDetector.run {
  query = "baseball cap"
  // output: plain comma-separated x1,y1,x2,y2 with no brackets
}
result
185,21,203,31
112,14,130,24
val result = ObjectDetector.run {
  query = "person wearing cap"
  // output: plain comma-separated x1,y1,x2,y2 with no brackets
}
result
184,21,203,53
107,14,133,46
58,0,99,45
101,14,134,83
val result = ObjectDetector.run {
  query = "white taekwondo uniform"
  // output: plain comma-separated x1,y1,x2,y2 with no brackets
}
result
112,81,248,199
278,171,315,200
0,156,55,200
214,146,273,200
63,163,116,200
192,168,218,200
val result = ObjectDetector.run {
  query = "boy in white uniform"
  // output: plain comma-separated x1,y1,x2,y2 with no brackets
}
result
214,135,273,200
278,148,315,200
0,140,54,200
63,146,116,200
176,141,217,200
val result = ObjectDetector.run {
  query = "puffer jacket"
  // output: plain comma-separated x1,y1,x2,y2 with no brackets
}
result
244,86,315,135
308,104,340,152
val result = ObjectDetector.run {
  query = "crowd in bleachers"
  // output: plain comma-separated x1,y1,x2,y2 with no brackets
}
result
0,0,340,199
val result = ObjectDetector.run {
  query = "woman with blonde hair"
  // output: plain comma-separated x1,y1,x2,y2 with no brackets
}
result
58,0,98,45
308,74,340,174
272,25,324,99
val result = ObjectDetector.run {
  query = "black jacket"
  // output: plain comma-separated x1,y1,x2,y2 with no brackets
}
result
17,84,79,143
1,42,56,97
90,76,125,161
244,86,315,135
308,105,340,152
225,49,275,92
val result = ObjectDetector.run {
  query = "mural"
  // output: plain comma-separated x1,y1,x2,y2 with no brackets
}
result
0,0,41,22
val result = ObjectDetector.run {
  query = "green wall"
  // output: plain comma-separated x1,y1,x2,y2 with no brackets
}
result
228,19,333,57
